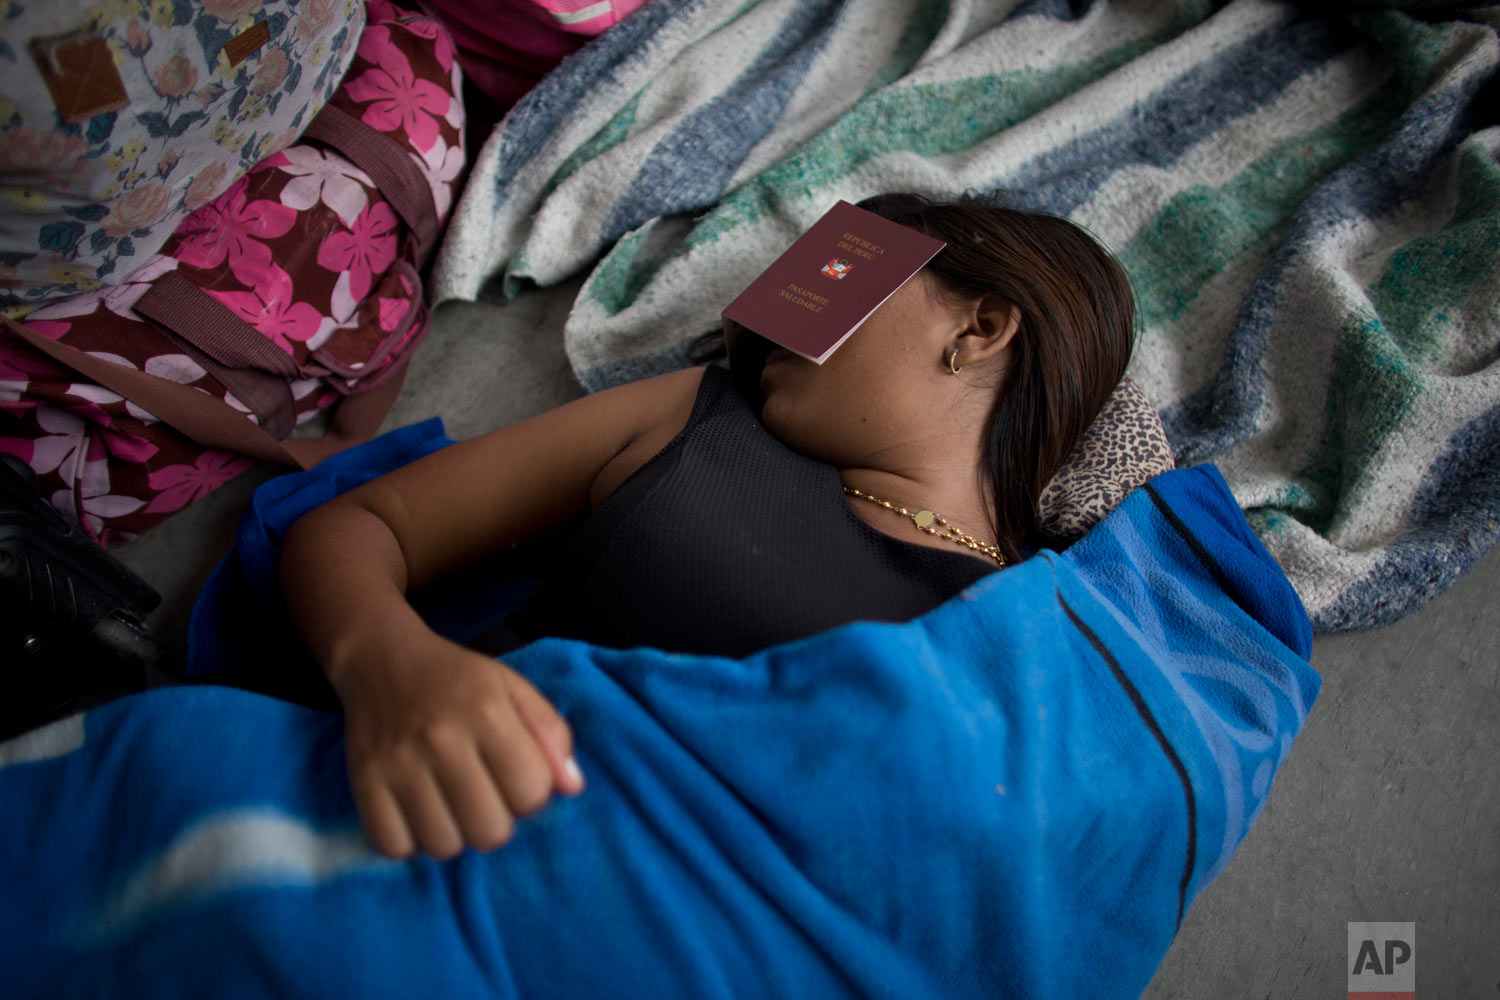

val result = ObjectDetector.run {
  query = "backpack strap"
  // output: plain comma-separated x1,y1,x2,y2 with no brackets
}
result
301,103,440,263
133,271,300,438
2,315,404,471
135,273,301,377
306,258,429,386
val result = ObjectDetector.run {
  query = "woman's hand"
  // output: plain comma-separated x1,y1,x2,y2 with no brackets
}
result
277,370,706,858
330,628,585,860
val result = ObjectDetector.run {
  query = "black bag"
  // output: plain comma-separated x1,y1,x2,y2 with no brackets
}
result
1,454,162,741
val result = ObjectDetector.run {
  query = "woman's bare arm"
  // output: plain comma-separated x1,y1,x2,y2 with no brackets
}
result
279,367,704,858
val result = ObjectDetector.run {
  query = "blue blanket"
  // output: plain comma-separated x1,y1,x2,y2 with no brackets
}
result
0,423,1318,999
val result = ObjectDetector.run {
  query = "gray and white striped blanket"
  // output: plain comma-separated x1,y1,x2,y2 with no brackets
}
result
432,0,1500,632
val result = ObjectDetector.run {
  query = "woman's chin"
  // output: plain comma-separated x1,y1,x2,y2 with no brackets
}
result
758,389,798,444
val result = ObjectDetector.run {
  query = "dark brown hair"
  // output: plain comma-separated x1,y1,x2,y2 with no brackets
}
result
692,193,1135,563
856,193,1136,563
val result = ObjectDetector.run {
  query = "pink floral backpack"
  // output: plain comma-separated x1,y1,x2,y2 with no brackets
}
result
1,0,465,545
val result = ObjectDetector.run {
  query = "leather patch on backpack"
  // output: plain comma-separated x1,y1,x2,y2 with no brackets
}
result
28,29,130,124
222,20,272,68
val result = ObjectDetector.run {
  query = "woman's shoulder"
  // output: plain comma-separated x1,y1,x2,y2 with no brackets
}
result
600,364,708,402
585,366,710,438
587,366,711,508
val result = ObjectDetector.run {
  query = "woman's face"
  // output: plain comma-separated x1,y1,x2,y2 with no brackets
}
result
757,271,969,468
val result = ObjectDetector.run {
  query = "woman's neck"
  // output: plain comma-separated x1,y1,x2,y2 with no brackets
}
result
837,462,998,562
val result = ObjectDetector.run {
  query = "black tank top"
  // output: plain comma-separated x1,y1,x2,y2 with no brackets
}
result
473,366,996,658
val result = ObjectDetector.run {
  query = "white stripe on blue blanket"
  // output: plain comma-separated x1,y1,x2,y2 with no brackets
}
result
86,809,394,938
0,714,85,768
1097,512,1311,884
1164,21,1496,463
998,15,1361,219
599,0,843,248
489,0,713,208
903,0,1195,98
1102,33,1386,408
1342,397,1500,629
623,2,791,140
1072,40,1386,255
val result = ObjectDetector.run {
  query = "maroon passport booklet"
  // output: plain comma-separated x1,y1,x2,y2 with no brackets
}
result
721,200,946,364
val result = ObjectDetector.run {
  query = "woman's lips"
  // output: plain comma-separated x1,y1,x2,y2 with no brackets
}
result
759,347,793,392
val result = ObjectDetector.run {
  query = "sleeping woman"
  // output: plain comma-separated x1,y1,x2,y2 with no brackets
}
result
278,193,1136,861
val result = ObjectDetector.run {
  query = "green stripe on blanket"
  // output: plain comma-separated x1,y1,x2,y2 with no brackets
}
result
1122,85,1404,336
1327,139,1500,525
678,3,1216,262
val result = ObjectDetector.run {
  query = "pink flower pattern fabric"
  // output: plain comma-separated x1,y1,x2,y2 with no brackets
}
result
401,11,457,73
414,135,467,219
144,452,255,515
175,178,299,287
317,203,400,301
208,264,326,353
414,0,651,106
264,147,373,226
0,3,465,545
0,345,61,387
345,34,450,153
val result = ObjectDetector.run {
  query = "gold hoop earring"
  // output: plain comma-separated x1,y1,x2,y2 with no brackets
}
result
948,347,963,375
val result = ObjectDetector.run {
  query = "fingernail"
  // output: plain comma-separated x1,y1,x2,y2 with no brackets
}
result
563,755,585,792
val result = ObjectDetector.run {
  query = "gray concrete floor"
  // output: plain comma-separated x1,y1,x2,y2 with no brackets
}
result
1145,542,1499,997
114,282,1499,998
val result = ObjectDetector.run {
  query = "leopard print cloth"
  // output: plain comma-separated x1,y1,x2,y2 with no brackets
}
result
1037,375,1175,542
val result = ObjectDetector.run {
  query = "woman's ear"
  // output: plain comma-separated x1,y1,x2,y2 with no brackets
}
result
952,296,1021,366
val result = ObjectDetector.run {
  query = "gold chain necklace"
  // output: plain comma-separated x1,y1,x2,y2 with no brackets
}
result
842,486,1005,567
